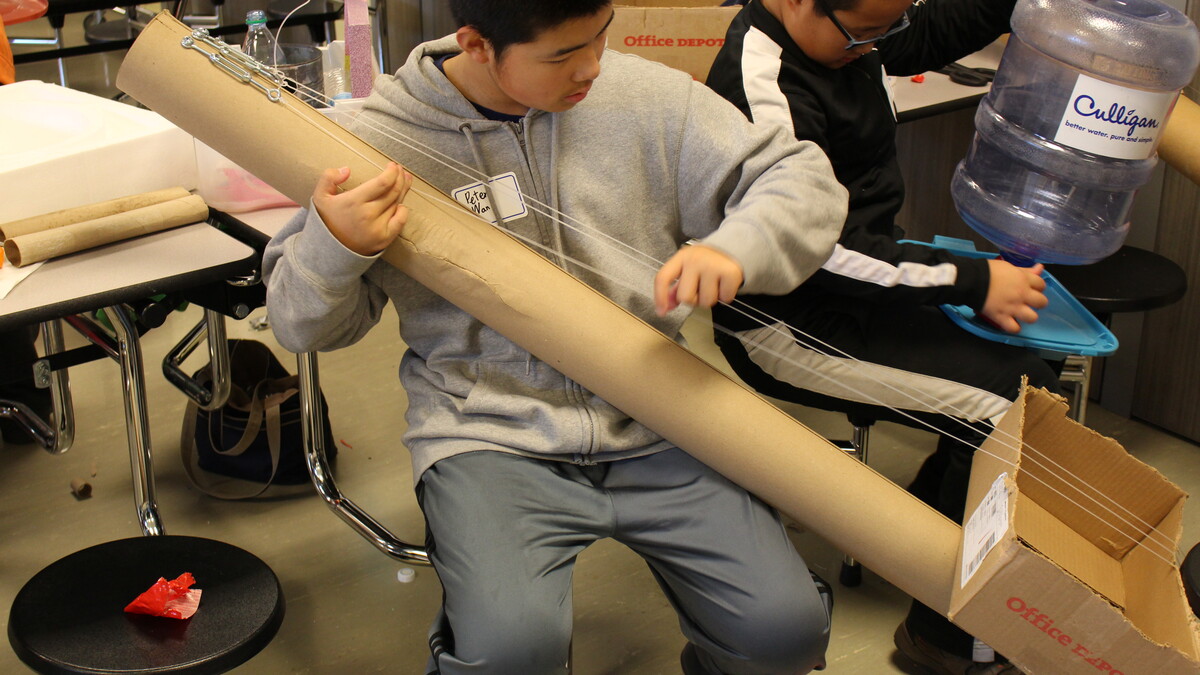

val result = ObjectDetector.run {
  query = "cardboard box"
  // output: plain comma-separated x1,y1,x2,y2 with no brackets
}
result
951,386,1200,674
610,1,739,82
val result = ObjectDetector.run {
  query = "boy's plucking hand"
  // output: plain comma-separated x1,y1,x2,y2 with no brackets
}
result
654,244,744,317
981,258,1049,333
313,162,413,256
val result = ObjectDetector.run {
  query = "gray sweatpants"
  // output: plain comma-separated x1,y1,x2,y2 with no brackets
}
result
418,448,830,675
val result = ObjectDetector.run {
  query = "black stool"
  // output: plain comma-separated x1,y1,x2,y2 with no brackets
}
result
9,535,284,674
83,6,148,44
1183,543,1200,617
1046,246,1187,424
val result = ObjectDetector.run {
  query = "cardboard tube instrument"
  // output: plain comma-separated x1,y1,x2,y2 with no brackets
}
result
1161,94,1200,187
117,12,962,615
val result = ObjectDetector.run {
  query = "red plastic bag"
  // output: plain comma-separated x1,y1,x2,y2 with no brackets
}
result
124,572,202,619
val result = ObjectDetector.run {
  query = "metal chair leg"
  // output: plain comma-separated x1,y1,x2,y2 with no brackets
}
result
0,320,74,453
839,423,871,587
297,351,429,565
108,305,164,536
162,309,231,411
1059,354,1092,425
38,319,75,454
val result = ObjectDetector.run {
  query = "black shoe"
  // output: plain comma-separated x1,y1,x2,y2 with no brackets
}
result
894,622,1022,675
811,569,834,618
680,643,704,675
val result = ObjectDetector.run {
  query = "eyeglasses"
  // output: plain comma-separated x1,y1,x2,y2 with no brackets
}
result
813,0,911,51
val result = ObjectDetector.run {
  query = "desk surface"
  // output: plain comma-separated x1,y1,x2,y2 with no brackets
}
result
0,220,257,330
230,207,298,241
892,38,1005,122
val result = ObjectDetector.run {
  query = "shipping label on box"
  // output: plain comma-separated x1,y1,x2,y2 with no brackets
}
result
950,385,1200,674
609,1,739,82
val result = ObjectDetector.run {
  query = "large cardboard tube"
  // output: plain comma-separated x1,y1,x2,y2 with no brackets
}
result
1161,94,1200,187
118,11,961,618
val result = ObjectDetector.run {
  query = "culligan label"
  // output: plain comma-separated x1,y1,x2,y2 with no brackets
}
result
1054,74,1176,160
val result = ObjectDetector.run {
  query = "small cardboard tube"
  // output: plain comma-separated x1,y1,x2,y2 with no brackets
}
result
2,194,209,267
70,478,92,499
0,187,193,241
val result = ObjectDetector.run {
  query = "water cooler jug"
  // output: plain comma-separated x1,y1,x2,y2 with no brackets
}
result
951,0,1200,266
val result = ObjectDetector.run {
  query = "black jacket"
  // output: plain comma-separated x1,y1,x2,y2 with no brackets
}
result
707,0,1016,330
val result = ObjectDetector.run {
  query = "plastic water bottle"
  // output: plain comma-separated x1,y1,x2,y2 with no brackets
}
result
950,0,1200,266
241,10,283,67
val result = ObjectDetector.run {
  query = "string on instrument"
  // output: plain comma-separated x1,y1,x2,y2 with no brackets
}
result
263,68,1183,567
272,0,312,64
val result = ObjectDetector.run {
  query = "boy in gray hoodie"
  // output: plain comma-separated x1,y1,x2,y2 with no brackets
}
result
263,1,847,673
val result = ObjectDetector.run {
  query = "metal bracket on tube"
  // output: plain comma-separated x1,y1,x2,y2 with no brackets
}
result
180,28,285,102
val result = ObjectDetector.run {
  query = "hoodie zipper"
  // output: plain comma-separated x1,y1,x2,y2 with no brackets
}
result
507,121,569,267
506,120,599,460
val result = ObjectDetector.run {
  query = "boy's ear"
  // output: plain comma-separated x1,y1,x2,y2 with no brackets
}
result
456,26,495,65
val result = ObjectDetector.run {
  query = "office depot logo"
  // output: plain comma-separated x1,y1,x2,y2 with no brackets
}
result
621,34,726,48
1007,596,1125,674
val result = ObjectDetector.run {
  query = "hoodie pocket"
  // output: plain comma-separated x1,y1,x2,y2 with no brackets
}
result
462,361,586,448
461,360,664,455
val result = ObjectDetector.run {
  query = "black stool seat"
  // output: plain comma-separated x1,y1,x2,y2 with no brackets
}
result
83,17,138,44
82,6,146,45
9,535,284,674
1045,246,1187,317
1184,543,1200,617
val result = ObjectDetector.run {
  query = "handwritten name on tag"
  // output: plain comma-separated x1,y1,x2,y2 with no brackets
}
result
451,172,528,223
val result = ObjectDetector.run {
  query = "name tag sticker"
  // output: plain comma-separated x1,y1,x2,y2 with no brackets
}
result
1054,74,1175,160
451,172,528,223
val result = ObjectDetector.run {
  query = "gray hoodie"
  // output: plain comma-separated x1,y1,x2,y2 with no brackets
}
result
263,37,847,482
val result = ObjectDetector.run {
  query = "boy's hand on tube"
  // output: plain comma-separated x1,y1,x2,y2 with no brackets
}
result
655,244,744,316
313,162,413,256
981,258,1049,333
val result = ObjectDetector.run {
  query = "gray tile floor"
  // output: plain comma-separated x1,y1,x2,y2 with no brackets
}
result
6,11,1200,675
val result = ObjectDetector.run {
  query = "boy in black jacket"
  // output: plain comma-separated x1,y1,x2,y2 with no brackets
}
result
706,0,1061,673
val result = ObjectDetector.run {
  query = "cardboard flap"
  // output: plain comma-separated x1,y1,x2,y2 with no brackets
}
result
1122,499,1200,658
1014,388,1185,560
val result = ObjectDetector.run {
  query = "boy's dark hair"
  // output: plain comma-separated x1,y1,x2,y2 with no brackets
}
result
449,0,613,58
814,0,860,15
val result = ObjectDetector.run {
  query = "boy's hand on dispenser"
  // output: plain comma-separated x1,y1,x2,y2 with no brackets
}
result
655,244,744,316
313,162,413,256
981,259,1049,333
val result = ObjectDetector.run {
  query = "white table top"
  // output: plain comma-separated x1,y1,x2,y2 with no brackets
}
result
0,220,257,329
229,206,300,241
892,38,1005,122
